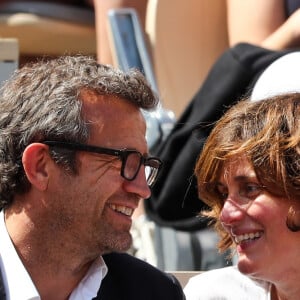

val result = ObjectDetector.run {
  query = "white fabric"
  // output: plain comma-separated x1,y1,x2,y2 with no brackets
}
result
0,211,40,300
69,256,107,300
0,211,108,300
251,52,300,101
129,214,157,266
184,266,271,300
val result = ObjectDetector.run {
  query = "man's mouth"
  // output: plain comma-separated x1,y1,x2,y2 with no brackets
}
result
109,204,134,217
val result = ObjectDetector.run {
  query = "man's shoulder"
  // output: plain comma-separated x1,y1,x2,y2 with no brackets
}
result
102,252,166,275
102,252,182,287
96,252,185,300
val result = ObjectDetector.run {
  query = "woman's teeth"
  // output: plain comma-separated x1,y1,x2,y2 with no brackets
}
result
234,232,262,244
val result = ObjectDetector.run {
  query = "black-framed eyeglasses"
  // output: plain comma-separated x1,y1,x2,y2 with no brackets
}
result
42,141,162,187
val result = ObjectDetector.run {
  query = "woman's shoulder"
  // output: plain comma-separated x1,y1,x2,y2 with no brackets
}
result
185,266,254,287
184,266,271,300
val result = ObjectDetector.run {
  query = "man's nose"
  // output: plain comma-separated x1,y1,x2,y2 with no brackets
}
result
220,199,244,227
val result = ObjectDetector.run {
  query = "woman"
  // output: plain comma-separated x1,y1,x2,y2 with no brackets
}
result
184,93,300,299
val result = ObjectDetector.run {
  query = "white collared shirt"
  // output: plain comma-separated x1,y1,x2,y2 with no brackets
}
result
0,210,108,300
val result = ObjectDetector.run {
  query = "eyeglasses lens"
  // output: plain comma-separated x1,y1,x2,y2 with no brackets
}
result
145,165,156,186
124,152,160,186
124,152,142,180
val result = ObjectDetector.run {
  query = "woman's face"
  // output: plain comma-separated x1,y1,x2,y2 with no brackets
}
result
218,156,300,283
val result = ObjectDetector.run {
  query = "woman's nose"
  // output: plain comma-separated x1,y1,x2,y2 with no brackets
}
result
220,199,244,227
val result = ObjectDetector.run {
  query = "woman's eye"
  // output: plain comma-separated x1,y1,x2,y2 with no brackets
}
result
220,192,228,200
216,186,228,200
241,183,263,198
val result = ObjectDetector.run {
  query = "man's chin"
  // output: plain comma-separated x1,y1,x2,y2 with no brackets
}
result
103,232,133,254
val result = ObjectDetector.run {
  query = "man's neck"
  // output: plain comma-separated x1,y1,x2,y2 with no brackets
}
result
4,207,96,300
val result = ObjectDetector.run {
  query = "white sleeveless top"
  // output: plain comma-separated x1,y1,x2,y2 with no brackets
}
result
184,266,271,300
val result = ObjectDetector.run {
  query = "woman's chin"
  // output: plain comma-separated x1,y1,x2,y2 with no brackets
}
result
236,256,259,276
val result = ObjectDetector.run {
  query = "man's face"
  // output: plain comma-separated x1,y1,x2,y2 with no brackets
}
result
48,92,151,256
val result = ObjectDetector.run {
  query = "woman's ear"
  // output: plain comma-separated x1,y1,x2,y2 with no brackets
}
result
286,205,300,232
22,143,51,191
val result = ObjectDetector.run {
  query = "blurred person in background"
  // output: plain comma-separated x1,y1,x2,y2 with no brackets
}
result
227,0,300,50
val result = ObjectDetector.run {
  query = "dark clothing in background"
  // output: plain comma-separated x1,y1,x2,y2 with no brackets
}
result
285,0,300,16
145,43,292,231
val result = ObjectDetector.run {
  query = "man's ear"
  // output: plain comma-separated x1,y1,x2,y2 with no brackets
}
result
22,143,51,191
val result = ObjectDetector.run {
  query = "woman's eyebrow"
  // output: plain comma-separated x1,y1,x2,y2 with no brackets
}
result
233,174,257,182
217,174,257,185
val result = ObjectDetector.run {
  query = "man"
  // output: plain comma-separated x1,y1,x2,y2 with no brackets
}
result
0,56,185,300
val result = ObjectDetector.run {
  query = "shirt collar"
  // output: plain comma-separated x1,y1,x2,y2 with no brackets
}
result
0,210,108,300
69,256,108,300
0,210,40,300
